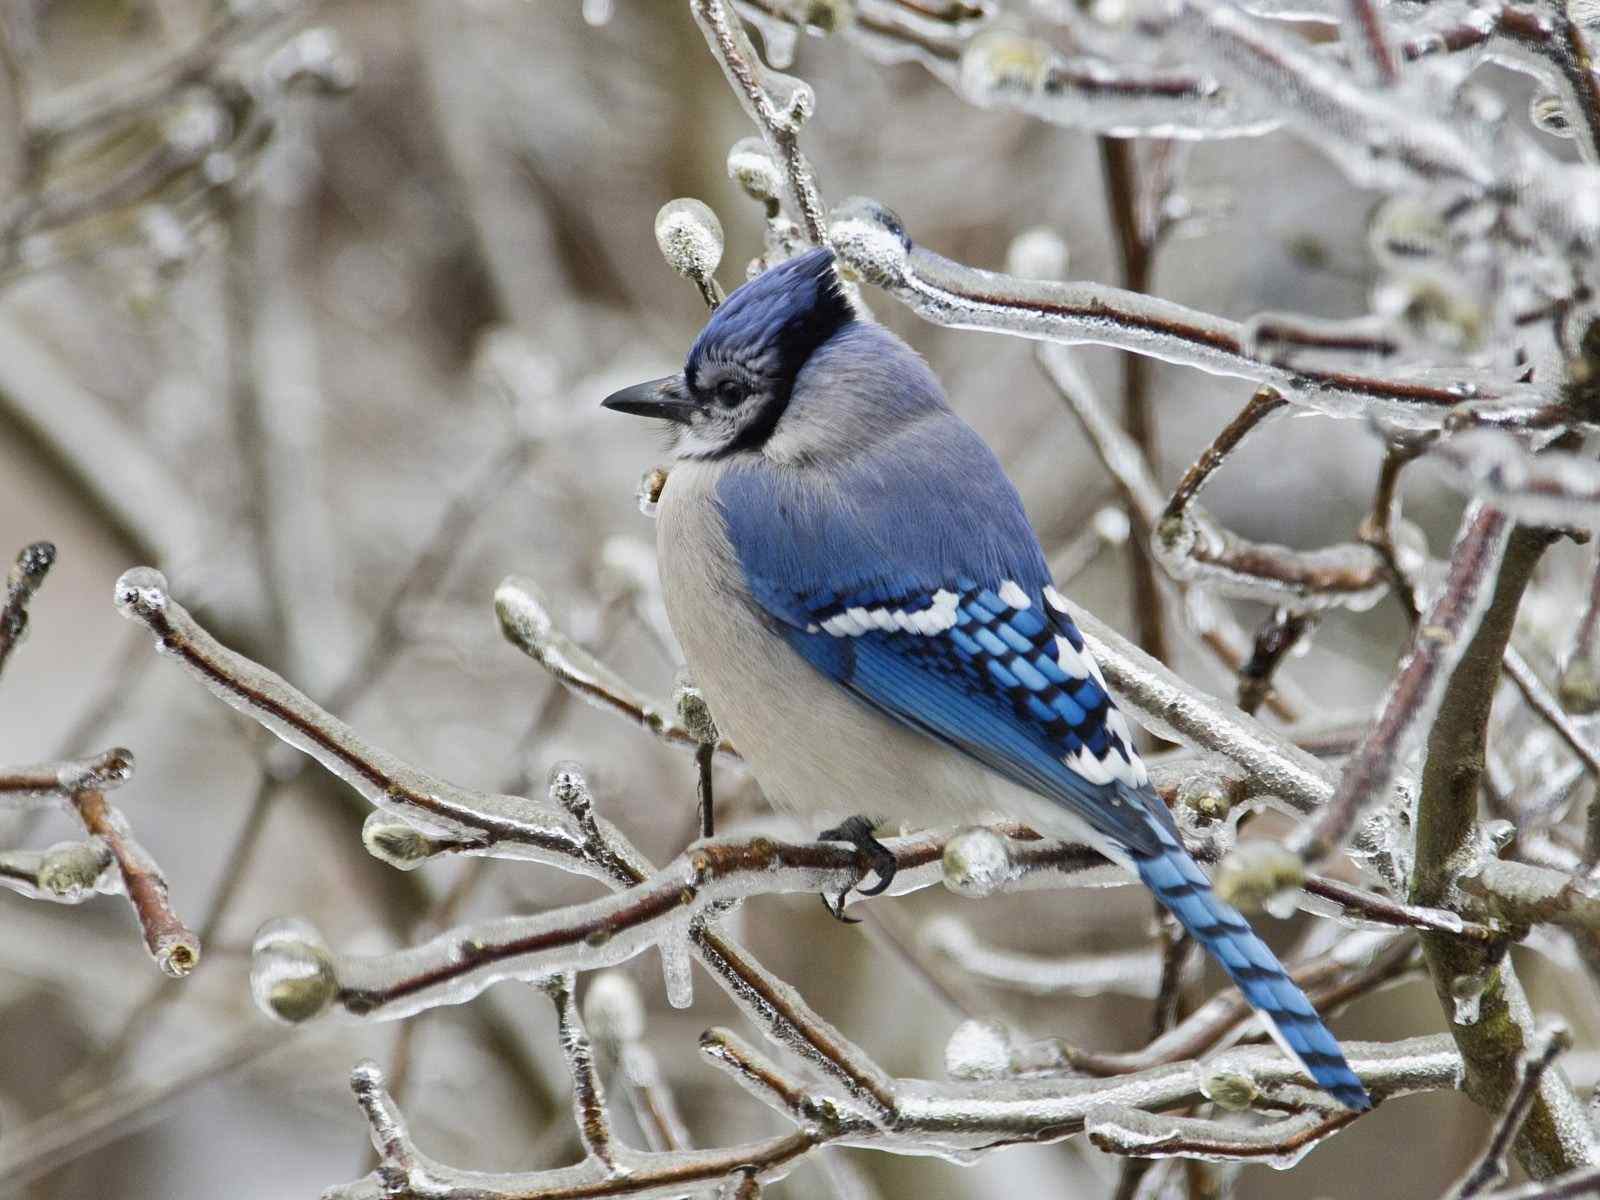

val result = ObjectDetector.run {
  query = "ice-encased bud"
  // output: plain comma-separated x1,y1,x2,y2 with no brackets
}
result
114,567,170,620
959,31,1050,104
57,747,136,793
1006,226,1069,281
583,970,646,1044
942,826,1012,898
828,197,911,288
1200,1063,1259,1111
1530,92,1574,138
37,839,115,899
673,672,720,746
655,199,725,283
1213,840,1304,915
361,812,437,870
251,917,339,1024
637,466,669,518
548,760,594,819
727,136,784,205
944,1018,1014,1080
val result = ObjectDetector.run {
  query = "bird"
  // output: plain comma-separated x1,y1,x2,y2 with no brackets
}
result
602,246,1371,1111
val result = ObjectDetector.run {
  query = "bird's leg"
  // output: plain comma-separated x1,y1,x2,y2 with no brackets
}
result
817,814,897,923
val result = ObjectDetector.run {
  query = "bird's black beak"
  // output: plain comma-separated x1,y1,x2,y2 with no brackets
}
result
601,375,695,424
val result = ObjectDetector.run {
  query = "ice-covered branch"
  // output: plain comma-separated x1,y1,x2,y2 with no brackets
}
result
833,198,1521,423
496,575,739,762
1459,860,1600,930
691,0,828,246
1445,1025,1573,1199
69,788,199,977
1085,1105,1356,1166
1434,432,1600,527
0,540,54,676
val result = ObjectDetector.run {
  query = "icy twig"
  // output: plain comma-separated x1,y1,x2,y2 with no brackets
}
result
957,934,1418,1079
691,0,828,246
1476,1166,1600,1199
1289,502,1513,869
0,540,54,676
497,575,739,762
545,973,620,1172
1502,648,1600,789
676,679,721,839
1303,875,1500,942
1446,1025,1574,1199
113,566,649,884
833,200,1516,423
1238,609,1315,716
0,746,133,809
1085,1105,1356,1165
69,788,199,977
1434,431,1600,527
246,826,1117,1024
1164,387,1287,522
706,1028,1458,1153
1360,437,1429,624
1460,861,1600,930
1040,343,1389,610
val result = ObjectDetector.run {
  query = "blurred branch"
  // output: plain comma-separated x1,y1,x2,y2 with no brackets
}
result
1445,1024,1574,1199
0,539,53,675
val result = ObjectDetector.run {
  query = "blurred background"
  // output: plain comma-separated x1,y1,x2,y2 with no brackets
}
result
0,2,1593,1197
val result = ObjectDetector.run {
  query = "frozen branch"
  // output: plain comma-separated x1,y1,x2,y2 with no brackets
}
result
1459,860,1600,930
496,574,740,762
1446,1025,1574,1199
545,973,621,1173
690,0,828,246
1338,0,1400,87
68,788,200,977
1434,431,1600,528
1085,1105,1356,1167
0,540,54,676
833,199,1524,423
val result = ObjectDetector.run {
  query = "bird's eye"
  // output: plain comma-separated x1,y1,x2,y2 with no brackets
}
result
714,379,742,408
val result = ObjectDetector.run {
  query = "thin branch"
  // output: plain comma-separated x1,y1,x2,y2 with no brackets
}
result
1339,0,1400,86
832,202,1527,422
1238,609,1315,717
1163,386,1286,522
68,788,199,977
545,973,620,1172
0,539,54,675
690,0,828,246
1446,1025,1574,1199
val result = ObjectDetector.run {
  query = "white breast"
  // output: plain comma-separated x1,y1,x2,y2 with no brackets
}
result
654,458,999,830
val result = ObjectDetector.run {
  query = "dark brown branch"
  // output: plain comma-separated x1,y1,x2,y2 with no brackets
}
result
1238,609,1315,717
1163,386,1287,523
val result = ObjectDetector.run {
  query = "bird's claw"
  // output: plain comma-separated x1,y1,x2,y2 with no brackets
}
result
817,815,897,923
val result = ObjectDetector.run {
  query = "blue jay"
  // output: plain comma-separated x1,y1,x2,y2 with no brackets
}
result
603,247,1370,1111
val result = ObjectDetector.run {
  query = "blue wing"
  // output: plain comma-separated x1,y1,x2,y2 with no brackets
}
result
714,419,1370,1110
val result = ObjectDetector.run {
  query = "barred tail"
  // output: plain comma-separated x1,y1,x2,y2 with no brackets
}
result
1133,841,1372,1111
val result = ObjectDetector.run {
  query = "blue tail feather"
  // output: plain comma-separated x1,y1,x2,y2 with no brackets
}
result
1134,839,1372,1111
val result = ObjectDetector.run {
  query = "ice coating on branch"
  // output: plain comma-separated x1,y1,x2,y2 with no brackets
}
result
252,917,339,1024
0,838,118,903
941,826,1013,897
957,28,1280,139
829,198,1511,425
655,199,726,284
1433,431,1600,524
362,812,445,869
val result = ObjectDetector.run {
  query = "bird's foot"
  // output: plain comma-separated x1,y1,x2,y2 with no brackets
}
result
817,815,897,924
